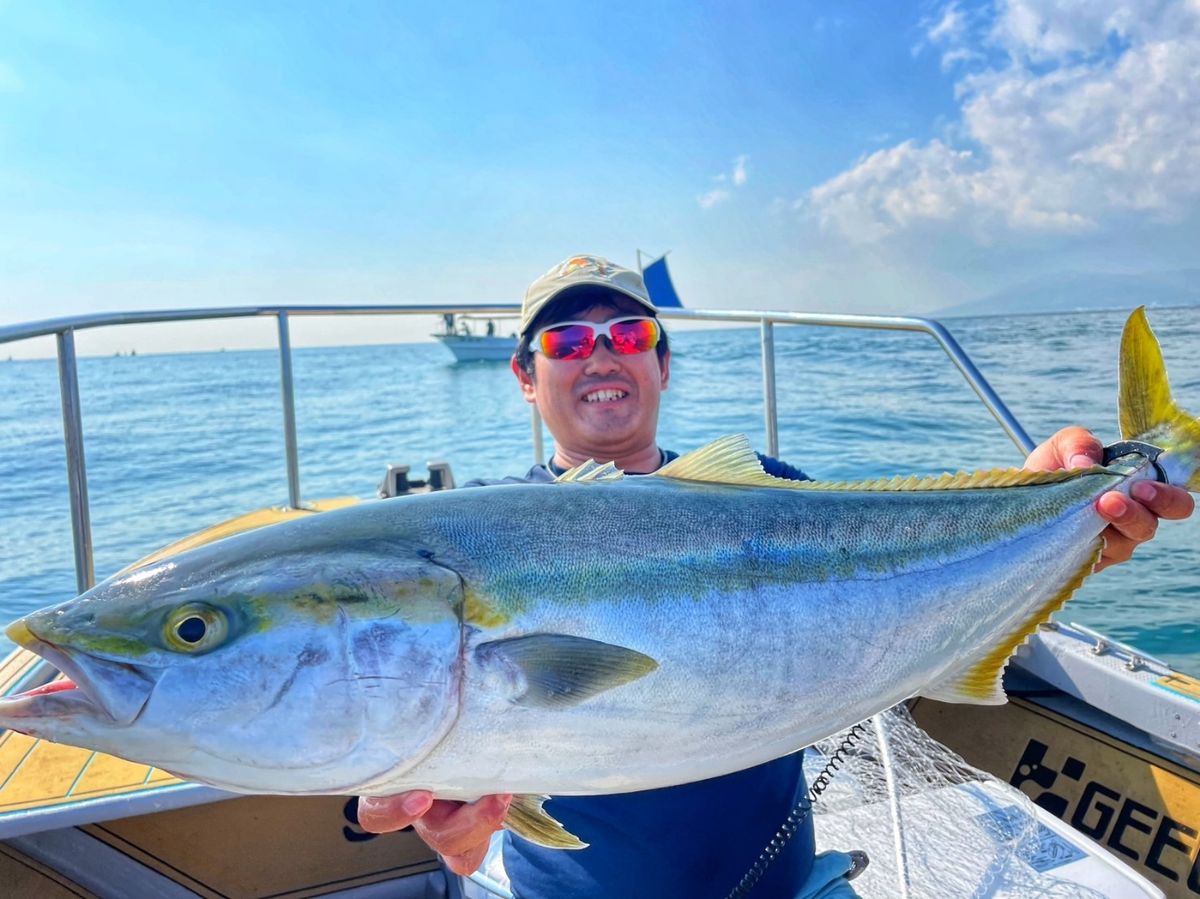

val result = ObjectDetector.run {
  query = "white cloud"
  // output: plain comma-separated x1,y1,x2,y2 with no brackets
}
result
808,0,1200,242
732,154,749,186
698,188,732,209
698,155,749,209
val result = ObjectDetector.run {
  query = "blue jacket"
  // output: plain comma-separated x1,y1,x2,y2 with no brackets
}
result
465,449,814,898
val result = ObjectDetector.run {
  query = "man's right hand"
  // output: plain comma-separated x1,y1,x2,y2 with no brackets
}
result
357,791,513,876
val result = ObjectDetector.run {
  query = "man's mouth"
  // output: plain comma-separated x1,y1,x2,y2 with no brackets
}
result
582,389,628,403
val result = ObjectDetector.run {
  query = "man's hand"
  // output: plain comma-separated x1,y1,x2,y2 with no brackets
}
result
1025,426,1195,571
357,791,513,876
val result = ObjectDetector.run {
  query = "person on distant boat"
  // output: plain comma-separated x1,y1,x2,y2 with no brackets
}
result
487,319,496,336
358,255,1195,898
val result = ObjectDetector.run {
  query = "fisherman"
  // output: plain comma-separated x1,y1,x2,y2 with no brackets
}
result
358,255,1195,897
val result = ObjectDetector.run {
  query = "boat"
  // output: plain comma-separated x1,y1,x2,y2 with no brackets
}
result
433,313,519,362
0,300,1195,898
433,254,684,362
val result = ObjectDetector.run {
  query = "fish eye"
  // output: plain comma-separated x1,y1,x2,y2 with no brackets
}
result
163,604,229,653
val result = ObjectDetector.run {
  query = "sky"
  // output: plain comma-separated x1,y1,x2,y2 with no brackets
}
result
1,0,1198,357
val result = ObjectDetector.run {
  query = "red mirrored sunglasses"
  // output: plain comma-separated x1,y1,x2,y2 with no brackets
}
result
532,316,661,361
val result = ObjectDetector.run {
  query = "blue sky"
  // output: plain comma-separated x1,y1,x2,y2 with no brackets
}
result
2,0,1198,355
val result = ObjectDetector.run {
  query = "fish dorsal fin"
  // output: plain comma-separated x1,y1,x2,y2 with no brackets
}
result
655,434,780,486
504,794,588,849
655,434,1106,491
555,460,624,483
831,465,1108,492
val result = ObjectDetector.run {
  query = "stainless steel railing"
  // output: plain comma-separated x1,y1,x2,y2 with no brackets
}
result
0,304,1035,595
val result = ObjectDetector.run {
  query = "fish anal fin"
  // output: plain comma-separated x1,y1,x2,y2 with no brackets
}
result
920,541,1103,705
477,634,658,709
504,794,588,849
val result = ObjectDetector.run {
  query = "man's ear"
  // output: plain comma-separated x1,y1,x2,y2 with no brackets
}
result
512,356,537,403
659,350,670,391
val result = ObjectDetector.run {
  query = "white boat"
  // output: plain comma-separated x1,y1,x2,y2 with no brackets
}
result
0,301,1193,898
434,314,518,362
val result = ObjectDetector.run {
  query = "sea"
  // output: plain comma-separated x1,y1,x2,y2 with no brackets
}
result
1,306,1198,671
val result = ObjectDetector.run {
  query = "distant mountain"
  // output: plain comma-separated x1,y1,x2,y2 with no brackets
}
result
937,270,1200,318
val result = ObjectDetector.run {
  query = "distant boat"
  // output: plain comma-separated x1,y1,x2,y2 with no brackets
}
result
433,314,519,362
434,254,685,362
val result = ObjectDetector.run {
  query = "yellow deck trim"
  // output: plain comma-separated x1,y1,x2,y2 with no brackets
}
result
0,730,181,813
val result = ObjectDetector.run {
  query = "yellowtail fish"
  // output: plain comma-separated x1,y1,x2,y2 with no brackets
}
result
1,308,1197,849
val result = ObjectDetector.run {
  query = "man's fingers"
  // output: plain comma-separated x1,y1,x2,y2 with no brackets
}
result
1097,492,1159,544
356,791,434,833
1024,426,1101,473
413,794,513,860
441,842,493,877
1131,482,1196,521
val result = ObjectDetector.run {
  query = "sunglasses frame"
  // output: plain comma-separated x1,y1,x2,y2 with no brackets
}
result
531,315,661,360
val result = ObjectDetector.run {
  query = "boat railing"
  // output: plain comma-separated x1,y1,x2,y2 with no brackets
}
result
0,305,1035,596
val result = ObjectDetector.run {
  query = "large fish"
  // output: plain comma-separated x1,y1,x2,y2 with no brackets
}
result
1,308,1197,849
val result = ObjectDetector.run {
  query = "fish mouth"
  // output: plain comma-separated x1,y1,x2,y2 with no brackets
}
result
0,619,156,728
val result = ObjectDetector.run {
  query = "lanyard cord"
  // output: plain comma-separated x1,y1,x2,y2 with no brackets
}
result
722,723,869,899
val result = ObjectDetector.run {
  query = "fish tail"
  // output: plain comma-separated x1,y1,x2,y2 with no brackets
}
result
1119,307,1200,492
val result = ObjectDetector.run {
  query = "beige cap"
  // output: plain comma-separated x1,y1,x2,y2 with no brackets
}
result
519,255,657,336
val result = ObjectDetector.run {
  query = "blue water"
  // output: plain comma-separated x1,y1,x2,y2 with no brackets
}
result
1,307,1198,670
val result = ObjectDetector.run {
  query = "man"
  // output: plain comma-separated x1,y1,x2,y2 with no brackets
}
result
360,255,1195,896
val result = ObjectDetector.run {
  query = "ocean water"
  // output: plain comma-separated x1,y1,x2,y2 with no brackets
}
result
1,306,1197,670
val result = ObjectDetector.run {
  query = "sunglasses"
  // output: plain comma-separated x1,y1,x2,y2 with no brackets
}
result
532,316,661,361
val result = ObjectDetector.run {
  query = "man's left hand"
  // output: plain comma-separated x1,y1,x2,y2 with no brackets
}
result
1025,426,1195,571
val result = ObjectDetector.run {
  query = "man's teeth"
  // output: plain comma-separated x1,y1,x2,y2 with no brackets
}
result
584,389,628,403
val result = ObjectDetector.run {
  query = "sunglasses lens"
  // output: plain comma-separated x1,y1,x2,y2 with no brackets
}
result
539,324,595,360
610,319,660,355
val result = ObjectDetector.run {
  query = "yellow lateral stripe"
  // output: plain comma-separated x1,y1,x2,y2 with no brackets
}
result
960,541,1105,699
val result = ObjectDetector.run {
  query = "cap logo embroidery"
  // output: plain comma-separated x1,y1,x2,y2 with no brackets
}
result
561,256,614,281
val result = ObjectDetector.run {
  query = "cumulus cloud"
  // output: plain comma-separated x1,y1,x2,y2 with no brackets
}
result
698,155,749,208
698,188,732,209
732,154,748,186
808,0,1200,242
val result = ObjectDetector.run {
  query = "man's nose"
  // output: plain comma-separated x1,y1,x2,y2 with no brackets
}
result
583,337,621,373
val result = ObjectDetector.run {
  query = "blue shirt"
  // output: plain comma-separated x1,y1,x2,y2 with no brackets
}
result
465,449,814,898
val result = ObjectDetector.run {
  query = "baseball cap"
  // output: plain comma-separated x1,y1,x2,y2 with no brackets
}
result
519,255,658,336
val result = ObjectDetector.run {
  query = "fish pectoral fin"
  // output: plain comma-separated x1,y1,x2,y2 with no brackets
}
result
504,794,588,849
920,541,1103,705
478,634,658,708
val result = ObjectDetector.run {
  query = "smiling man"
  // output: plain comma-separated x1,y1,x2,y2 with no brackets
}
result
359,255,1194,898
